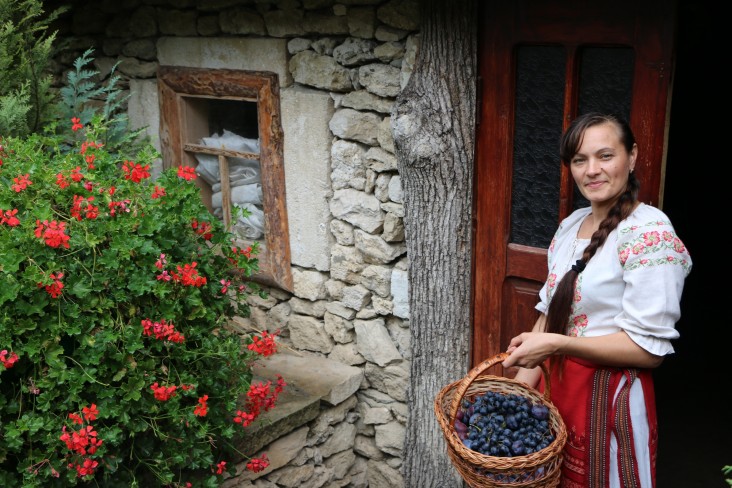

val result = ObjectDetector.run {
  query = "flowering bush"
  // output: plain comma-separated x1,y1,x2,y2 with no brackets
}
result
0,118,283,487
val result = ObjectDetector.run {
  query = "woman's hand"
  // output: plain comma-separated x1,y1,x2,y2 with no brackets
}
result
502,332,567,369
503,330,665,370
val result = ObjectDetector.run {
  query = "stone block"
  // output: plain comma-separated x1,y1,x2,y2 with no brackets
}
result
254,352,364,406
127,79,162,177
281,86,335,271
157,37,292,86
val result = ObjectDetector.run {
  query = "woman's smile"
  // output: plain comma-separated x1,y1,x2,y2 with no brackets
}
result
585,180,606,190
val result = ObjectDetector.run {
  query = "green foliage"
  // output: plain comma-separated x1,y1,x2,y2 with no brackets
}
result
0,118,279,486
0,0,67,136
56,47,144,155
0,84,32,134
724,465,732,487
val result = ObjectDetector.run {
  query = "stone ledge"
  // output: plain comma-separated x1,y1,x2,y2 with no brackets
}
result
236,352,364,457
253,352,364,406
236,378,320,457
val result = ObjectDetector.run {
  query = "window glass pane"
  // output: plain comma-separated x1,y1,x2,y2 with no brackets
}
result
578,47,634,117
574,47,635,209
510,46,565,248
207,99,259,139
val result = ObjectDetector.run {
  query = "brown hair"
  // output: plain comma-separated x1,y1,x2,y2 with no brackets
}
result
545,113,640,366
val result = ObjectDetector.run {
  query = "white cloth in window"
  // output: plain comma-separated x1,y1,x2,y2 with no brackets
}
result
194,130,260,185
211,160,261,192
234,203,265,240
211,184,262,208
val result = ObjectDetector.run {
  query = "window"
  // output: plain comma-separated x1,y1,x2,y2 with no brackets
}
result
158,66,293,291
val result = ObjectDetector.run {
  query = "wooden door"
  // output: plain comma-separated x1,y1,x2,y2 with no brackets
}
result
472,1,676,367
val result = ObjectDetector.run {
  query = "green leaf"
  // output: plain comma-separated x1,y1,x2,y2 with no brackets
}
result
85,233,106,246
0,248,25,273
123,377,145,402
2,424,23,450
112,368,127,382
0,275,20,306
18,412,46,435
70,279,92,297
60,301,81,319
126,272,154,295
20,336,41,357
136,215,164,235
43,343,64,366
16,294,49,316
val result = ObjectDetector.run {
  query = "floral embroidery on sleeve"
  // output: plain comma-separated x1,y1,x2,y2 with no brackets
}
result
617,220,691,273
545,273,558,303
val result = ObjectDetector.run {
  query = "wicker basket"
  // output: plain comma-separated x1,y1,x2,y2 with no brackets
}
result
434,352,567,488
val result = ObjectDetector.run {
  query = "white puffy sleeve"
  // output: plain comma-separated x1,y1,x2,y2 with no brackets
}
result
615,217,693,356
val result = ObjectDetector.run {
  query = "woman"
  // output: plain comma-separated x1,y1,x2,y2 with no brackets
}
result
501,113,692,488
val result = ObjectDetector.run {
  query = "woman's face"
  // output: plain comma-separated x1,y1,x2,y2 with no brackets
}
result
569,122,637,208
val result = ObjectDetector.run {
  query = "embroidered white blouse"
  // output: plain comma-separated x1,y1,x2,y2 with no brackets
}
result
536,203,693,356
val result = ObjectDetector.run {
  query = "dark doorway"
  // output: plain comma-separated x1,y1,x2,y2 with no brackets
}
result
657,1,729,487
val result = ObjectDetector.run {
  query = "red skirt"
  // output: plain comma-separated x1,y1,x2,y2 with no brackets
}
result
538,356,657,488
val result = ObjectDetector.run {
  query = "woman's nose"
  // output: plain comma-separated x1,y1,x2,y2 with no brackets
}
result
586,158,601,174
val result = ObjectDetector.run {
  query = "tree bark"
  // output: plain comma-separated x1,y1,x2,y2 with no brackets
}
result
392,0,477,486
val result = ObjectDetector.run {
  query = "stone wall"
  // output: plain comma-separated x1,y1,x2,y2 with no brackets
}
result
51,1,419,487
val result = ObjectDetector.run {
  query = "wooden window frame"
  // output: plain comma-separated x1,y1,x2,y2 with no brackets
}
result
158,66,293,292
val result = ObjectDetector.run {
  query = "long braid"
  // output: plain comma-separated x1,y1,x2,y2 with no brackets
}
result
544,113,639,372
545,173,639,336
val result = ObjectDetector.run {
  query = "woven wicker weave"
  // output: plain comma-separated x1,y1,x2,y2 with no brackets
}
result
434,353,567,488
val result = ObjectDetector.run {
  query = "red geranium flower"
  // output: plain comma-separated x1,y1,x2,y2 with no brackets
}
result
177,166,197,181
246,454,269,473
71,117,83,131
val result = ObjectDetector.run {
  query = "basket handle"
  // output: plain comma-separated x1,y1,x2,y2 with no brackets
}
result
448,352,552,423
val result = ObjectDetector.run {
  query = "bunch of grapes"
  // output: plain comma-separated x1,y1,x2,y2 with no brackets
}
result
454,390,555,457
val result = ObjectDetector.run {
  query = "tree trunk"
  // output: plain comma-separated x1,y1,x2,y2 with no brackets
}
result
392,0,477,486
